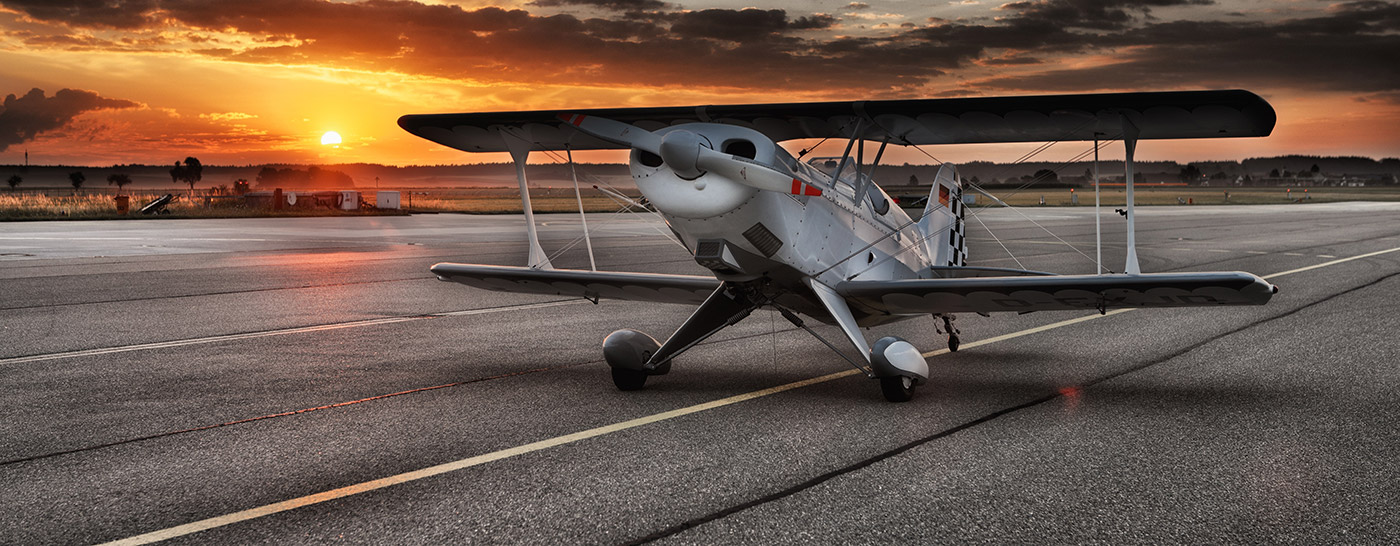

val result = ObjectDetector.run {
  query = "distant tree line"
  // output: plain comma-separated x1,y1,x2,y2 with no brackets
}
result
255,166,354,189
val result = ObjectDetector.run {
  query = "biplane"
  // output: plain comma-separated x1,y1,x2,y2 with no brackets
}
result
399,90,1279,402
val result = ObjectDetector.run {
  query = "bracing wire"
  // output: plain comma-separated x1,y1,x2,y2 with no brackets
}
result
969,209,1026,270
848,119,1113,274
522,147,685,265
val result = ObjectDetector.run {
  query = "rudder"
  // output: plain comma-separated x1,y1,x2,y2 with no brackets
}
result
916,164,967,268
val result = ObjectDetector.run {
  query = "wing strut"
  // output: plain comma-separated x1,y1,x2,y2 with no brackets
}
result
1122,116,1141,275
644,283,757,369
1094,132,1103,275
564,145,597,271
502,128,553,270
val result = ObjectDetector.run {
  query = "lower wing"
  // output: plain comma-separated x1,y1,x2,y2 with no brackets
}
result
430,263,720,305
839,272,1277,315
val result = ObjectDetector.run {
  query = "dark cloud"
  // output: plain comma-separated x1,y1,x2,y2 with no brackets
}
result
0,88,140,152
0,0,158,29
669,8,789,41
978,1,1400,94
0,0,1394,97
529,0,670,11
980,55,1044,66
792,14,839,30
995,0,1214,30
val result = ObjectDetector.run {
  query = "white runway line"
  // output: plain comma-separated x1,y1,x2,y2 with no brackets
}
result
0,300,588,367
98,246,1400,545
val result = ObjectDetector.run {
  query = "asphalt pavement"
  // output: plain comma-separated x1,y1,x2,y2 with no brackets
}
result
2,203,1397,544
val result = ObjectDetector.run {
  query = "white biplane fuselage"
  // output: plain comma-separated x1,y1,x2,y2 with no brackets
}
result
629,122,953,325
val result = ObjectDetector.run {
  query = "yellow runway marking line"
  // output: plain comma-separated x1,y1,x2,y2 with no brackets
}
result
97,309,1141,546
1263,247,1400,280
100,246,1400,545
921,309,1133,358
99,370,860,546
0,300,588,367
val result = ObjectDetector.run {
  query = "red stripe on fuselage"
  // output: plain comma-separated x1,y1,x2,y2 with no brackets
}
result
789,179,823,197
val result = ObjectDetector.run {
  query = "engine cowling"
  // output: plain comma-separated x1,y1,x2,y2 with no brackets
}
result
630,123,779,219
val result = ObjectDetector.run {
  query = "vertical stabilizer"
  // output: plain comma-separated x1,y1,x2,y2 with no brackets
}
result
917,164,967,268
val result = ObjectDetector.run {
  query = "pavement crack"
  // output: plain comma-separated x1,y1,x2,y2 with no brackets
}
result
0,366,567,467
0,325,801,467
0,276,437,311
624,269,1400,545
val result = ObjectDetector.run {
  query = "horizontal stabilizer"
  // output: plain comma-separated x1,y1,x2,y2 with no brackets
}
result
430,263,720,305
839,272,1277,315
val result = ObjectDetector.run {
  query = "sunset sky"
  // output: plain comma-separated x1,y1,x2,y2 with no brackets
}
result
0,0,1396,167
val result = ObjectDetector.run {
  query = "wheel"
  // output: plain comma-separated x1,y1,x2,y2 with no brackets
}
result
880,376,915,403
611,367,648,391
948,334,960,352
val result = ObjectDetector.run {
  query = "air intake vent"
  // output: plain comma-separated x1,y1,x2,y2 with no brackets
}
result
743,223,783,257
694,239,740,274
696,240,724,258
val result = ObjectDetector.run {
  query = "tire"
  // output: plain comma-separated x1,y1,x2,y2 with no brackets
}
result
611,367,648,391
880,376,915,403
948,334,960,353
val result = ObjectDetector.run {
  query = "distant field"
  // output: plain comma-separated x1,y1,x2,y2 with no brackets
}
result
889,185,1400,207
0,190,402,220
3,185,1398,220
0,187,645,220
403,187,647,214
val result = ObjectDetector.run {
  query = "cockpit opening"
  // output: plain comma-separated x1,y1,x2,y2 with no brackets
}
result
722,139,757,160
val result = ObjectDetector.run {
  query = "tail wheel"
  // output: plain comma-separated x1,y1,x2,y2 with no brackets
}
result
879,376,915,403
611,367,648,391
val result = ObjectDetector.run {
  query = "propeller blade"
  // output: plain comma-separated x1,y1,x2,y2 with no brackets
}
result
558,114,661,153
559,113,821,197
695,148,823,197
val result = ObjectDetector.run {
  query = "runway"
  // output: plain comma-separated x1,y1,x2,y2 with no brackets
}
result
3,203,1399,544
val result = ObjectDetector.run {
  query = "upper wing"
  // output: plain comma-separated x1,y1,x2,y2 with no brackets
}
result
839,272,1277,315
399,90,1274,153
431,263,720,305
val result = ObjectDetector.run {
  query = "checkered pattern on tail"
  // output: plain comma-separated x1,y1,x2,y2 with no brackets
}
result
918,163,968,269
947,186,967,266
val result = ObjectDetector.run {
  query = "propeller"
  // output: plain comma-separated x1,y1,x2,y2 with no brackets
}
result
558,113,661,153
558,113,821,197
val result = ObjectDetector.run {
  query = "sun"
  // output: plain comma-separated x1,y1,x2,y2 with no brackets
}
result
320,131,342,146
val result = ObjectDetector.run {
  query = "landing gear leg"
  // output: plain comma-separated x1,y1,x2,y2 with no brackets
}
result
601,283,757,392
935,314,961,352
